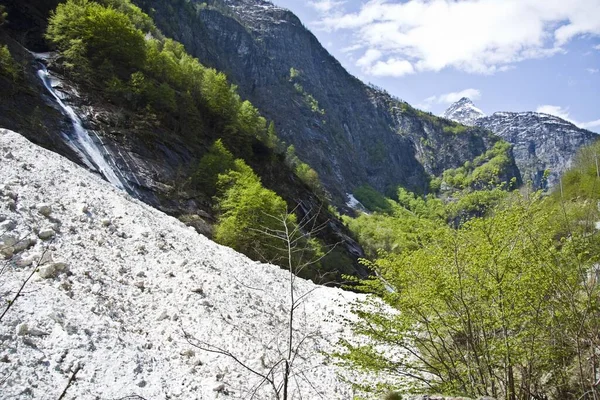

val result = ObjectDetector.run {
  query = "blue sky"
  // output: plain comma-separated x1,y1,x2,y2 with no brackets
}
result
271,0,600,132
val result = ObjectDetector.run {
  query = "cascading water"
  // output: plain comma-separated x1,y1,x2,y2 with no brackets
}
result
36,63,126,191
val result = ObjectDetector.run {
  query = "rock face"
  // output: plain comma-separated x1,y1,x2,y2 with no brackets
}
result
0,128,375,399
443,99,599,188
442,97,486,126
134,0,519,200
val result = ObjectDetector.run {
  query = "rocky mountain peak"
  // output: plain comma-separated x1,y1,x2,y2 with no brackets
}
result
442,97,486,126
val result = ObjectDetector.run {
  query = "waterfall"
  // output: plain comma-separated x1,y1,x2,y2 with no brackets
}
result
36,64,126,191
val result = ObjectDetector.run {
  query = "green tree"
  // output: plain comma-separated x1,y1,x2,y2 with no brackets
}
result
338,193,600,400
0,5,7,25
0,45,18,80
214,159,293,263
192,139,235,197
46,0,146,78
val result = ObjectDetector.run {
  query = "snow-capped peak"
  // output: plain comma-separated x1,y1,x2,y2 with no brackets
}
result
442,97,486,126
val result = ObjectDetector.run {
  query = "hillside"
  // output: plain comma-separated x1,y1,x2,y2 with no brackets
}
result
0,0,369,282
132,0,520,201
0,128,368,399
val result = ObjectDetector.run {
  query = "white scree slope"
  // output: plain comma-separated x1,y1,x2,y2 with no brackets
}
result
0,129,368,399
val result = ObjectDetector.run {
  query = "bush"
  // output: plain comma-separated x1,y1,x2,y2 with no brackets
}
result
214,159,292,263
353,185,393,214
0,45,18,80
47,0,146,78
192,139,235,196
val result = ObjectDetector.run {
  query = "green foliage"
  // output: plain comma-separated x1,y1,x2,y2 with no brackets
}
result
396,188,445,219
47,0,146,78
0,5,7,25
345,187,509,257
289,67,299,80
293,83,325,115
442,122,468,135
214,159,293,263
45,0,283,155
339,193,600,399
428,176,442,193
0,45,18,80
285,145,327,197
193,139,235,197
353,185,393,214
553,139,600,201
442,141,513,190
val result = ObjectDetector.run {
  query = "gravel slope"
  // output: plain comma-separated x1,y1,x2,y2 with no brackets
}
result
0,129,367,399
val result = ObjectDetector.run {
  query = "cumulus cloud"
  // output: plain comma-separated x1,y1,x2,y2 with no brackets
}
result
308,0,345,13
536,105,573,121
315,0,600,77
588,68,600,74
417,88,481,110
537,105,600,131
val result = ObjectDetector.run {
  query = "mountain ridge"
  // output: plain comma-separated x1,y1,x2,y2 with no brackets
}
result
443,98,599,188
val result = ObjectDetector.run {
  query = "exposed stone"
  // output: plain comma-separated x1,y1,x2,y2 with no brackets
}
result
37,204,52,217
38,227,55,240
37,262,68,279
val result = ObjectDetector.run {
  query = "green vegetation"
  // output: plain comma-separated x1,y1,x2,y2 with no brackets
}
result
442,122,468,135
553,139,600,201
45,0,334,275
293,83,325,115
46,0,270,154
0,45,18,80
47,0,146,78
442,141,514,190
289,66,299,80
339,191,600,399
345,186,507,257
338,137,600,399
214,158,292,262
192,139,235,197
285,145,326,197
0,5,7,25
353,185,393,214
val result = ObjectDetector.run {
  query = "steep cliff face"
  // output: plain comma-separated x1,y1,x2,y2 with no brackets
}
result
0,1,368,282
443,98,599,188
134,0,518,200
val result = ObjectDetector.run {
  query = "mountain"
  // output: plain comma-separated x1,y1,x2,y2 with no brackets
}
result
0,128,368,398
0,0,371,282
443,99,599,188
441,97,486,126
132,0,520,201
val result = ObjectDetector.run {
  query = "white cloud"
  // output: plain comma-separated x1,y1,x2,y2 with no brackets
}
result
308,0,345,14
357,49,382,67
437,88,482,104
417,88,481,110
595,44,600,50
536,105,573,121
356,49,414,76
588,68,600,73
315,0,600,77
537,105,600,131
581,119,600,129
370,58,415,77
